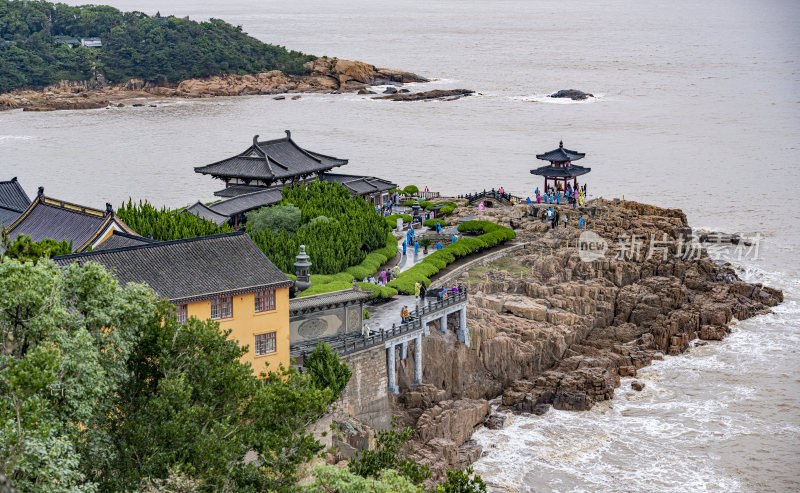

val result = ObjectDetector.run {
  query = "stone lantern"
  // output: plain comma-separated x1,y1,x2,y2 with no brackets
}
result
412,199,421,220
294,245,312,293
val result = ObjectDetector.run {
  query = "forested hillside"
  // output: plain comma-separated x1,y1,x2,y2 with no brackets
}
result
0,0,315,92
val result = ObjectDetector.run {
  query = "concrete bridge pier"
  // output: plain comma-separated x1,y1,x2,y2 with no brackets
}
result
386,330,424,394
457,306,470,347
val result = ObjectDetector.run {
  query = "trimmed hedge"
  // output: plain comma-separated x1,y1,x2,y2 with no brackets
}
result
296,281,354,297
385,214,413,230
423,218,447,228
357,282,398,300
386,221,515,294
403,185,419,194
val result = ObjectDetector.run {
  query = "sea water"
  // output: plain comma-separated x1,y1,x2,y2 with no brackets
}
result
0,0,797,490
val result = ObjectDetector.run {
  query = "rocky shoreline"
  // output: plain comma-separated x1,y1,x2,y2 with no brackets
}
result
0,58,430,112
383,198,782,480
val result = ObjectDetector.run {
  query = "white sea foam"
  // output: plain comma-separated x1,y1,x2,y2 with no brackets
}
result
516,93,604,104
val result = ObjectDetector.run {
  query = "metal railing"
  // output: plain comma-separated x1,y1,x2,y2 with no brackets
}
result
290,289,468,359
459,189,512,203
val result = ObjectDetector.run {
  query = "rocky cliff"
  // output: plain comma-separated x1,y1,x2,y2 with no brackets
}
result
0,58,427,111
392,199,782,479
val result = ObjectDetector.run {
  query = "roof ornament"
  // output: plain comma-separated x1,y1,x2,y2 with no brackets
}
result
106,203,113,215
11,176,17,182
37,186,44,197
285,129,292,139
559,140,563,148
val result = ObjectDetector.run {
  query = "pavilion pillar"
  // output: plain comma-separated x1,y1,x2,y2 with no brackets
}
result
440,313,448,333
386,344,398,394
400,341,408,360
413,334,423,386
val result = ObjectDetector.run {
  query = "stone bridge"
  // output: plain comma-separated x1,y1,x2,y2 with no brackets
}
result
458,189,515,207
290,290,469,394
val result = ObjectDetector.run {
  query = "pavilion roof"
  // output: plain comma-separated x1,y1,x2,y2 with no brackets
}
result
93,231,158,251
54,231,291,304
181,201,231,226
536,141,585,162
0,177,31,213
195,130,347,182
530,164,591,178
208,188,283,217
5,190,137,251
213,185,265,198
319,173,397,196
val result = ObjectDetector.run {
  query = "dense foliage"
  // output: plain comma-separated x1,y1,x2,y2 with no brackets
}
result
304,465,422,493
246,203,302,234
304,342,352,404
116,199,233,240
0,0,315,92
387,221,515,294
249,181,389,274
0,258,331,492
349,419,431,486
435,467,487,493
0,232,72,261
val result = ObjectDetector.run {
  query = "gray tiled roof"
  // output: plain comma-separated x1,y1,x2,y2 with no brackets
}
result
319,173,397,196
181,201,231,225
54,231,291,304
209,188,283,217
290,289,370,313
0,207,23,228
93,231,156,251
530,164,591,178
195,130,347,182
7,197,107,247
213,185,264,198
536,141,585,162
0,176,31,217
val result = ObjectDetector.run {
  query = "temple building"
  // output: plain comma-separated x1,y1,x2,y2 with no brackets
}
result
530,141,591,191
194,131,396,222
5,187,137,251
0,177,31,227
54,231,293,374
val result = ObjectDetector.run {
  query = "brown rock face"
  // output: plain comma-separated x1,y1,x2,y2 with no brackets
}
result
0,58,429,111
391,198,782,478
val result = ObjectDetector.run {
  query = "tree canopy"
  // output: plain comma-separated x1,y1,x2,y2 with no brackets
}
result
0,0,315,92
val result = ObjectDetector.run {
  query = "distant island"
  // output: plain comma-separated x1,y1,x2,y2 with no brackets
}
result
0,0,429,110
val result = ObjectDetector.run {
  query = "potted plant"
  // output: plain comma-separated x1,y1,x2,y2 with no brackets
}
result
420,238,432,254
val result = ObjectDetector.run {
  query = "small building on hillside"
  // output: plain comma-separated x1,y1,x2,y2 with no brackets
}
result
80,37,102,48
54,230,293,374
0,177,31,228
54,36,80,47
181,201,231,226
195,131,397,217
5,187,136,251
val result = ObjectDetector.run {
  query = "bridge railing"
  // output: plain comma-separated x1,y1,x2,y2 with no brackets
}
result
459,189,512,203
289,288,468,359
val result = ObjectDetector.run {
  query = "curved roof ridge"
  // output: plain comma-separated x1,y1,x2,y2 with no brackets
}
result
283,130,323,164
55,230,248,260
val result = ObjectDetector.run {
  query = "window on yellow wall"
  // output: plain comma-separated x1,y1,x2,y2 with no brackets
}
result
174,304,187,323
254,289,276,313
211,296,233,320
255,332,277,355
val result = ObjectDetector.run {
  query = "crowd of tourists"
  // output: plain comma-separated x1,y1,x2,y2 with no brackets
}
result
400,283,465,323
526,183,587,207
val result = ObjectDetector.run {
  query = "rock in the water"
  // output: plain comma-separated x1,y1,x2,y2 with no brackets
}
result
273,95,285,100
550,89,594,100
399,88,410,93
484,413,507,429
117,103,125,107
378,89,474,102
132,103,144,107
382,86,398,94
631,381,645,391
291,95,301,100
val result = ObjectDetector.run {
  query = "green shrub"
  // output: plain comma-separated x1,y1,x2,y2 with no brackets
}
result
305,342,352,404
403,200,416,207
246,204,302,233
419,200,433,210
297,281,354,297
357,282,398,300
117,199,233,241
363,309,370,320
386,214,413,230
423,218,447,228
402,185,419,195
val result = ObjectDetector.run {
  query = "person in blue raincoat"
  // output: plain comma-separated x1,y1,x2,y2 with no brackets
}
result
436,241,443,250
451,234,457,243
403,239,407,255
414,241,419,254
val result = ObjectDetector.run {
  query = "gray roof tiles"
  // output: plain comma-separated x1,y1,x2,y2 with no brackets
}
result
209,188,283,217
8,199,107,246
54,231,291,303
530,164,591,178
319,173,397,196
536,141,586,162
195,131,347,182
182,201,231,225
290,289,370,313
0,178,31,222
93,231,157,251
